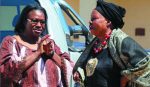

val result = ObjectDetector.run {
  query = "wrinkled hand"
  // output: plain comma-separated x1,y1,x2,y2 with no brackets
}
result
73,71,81,82
120,76,129,87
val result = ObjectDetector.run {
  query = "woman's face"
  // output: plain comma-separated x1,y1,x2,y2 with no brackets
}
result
89,9,108,37
25,10,46,38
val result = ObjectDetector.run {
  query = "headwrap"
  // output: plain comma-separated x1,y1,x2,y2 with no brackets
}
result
95,0,126,29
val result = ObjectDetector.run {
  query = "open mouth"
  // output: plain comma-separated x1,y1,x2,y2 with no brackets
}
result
33,28,43,34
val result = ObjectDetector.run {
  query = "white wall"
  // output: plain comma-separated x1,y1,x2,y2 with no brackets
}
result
79,0,96,26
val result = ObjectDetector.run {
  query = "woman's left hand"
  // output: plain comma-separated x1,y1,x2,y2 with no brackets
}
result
73,71,81,82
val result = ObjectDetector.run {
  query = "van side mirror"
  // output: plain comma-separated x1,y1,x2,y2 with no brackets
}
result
67,25,89,52
69,25,83,36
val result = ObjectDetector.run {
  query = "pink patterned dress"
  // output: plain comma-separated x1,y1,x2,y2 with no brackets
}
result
0,36,73,87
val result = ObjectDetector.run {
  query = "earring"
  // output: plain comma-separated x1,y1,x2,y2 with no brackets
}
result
107,21,112,28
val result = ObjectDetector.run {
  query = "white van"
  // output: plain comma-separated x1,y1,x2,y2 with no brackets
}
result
0,0,92,86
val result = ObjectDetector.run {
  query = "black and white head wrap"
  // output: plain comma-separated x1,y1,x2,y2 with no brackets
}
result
95,0,126,29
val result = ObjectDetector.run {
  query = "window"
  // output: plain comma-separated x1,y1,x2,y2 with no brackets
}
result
135,27,145,36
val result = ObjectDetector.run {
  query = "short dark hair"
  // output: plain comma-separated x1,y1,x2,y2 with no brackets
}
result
14,4,47,34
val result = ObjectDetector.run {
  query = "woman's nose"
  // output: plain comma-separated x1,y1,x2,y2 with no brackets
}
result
36,22,42,26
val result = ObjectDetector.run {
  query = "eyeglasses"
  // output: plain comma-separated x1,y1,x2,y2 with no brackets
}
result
27,19,46,25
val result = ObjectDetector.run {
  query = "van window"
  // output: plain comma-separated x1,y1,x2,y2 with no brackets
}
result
59,3,91,51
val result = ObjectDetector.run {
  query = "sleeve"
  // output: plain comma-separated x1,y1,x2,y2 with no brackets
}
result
0,36,25,83
54,42,74,67
120,37,150,87
53,42,74,86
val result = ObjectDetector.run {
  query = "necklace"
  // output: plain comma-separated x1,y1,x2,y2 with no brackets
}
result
93,31,112,54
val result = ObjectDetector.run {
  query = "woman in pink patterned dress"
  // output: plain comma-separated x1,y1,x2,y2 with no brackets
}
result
0,4,73,87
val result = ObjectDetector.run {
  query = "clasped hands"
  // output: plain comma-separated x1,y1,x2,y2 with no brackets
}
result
37,35,54,57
